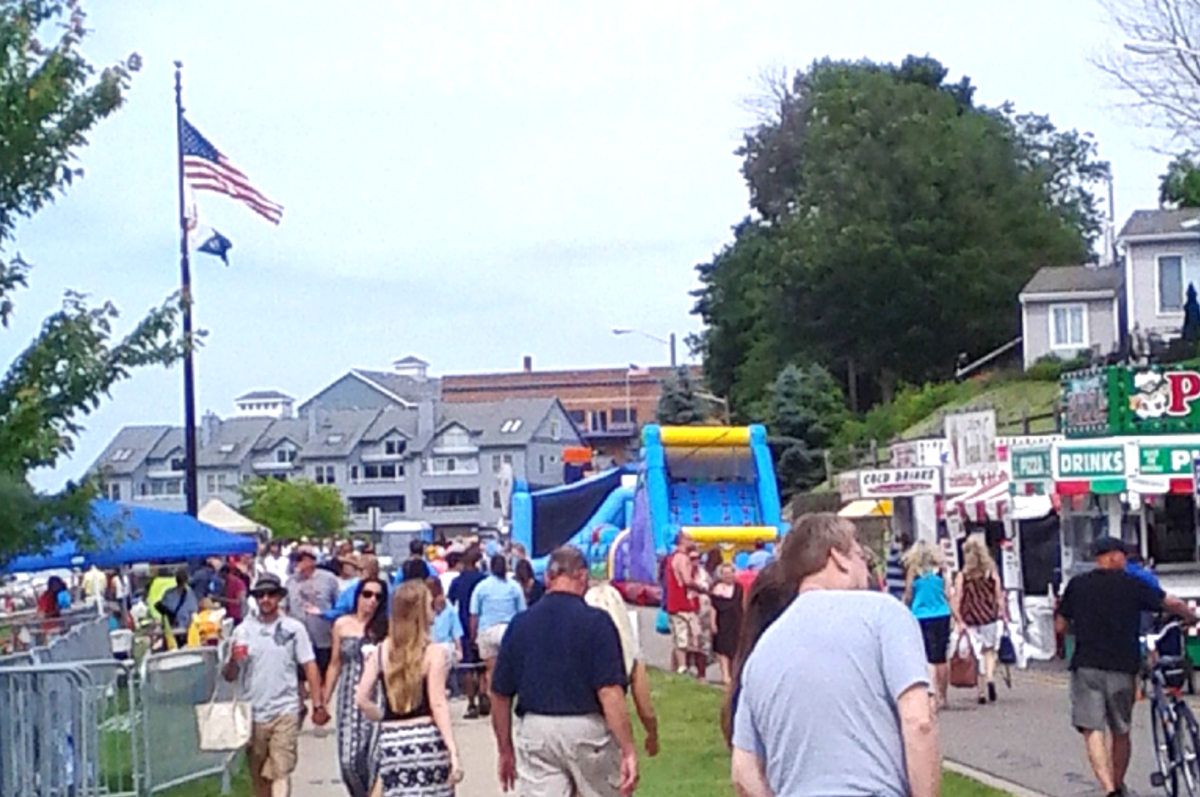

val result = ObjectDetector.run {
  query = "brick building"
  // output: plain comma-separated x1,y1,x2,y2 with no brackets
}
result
442,356,706,465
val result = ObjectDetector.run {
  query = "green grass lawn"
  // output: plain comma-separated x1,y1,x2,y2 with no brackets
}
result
640,669,1011,797
155,757,248,797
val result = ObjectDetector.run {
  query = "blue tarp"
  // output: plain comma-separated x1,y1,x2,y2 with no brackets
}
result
4,499,257,573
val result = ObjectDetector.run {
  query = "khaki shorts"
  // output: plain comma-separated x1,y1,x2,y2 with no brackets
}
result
669,612,701,653
249,713,299,782
478,623,508,660
516,713,621,797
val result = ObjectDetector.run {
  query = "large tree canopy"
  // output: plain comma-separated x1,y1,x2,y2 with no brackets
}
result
692,56,1107,414
0,1,184,564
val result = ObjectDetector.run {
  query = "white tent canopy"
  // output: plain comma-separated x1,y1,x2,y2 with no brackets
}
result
198,498,267,536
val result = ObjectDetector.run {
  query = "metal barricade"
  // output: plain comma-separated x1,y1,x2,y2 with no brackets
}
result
140,646,237,794
0,659,139,797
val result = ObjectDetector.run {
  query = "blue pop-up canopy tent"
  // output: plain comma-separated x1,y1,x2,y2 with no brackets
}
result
3,499,258,573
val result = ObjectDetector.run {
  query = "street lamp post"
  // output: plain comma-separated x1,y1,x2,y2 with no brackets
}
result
612,327,677,367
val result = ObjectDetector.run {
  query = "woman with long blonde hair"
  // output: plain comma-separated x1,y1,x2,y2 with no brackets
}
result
953,533,1008,705
356,581,461,796
902,540,958,709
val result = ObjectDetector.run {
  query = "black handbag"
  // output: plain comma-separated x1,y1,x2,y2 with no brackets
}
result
998,628,1017,665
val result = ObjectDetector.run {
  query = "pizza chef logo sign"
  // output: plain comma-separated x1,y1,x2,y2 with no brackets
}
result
1129,371,1200,419
858,467,941,498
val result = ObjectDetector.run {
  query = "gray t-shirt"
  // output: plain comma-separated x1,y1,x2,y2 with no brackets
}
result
733,590,929,797
232,613,315,722
285,569,340,649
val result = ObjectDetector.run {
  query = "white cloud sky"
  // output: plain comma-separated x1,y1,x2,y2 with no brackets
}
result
4,0,1167,490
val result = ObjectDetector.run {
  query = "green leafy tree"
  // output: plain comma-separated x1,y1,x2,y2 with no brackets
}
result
767,363,848,495
1160,155,1200,208
656,367,706,426
693,56,1103,413
0,1,184,565
240,478,348,540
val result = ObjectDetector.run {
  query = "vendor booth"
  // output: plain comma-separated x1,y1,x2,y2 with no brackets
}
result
1057,365,1200,600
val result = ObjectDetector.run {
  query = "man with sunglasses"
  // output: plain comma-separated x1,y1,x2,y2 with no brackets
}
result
224,573,328,797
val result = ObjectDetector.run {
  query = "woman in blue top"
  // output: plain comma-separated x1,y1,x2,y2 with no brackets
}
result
427,577,463,678
468,554,526,715
903,540,959,709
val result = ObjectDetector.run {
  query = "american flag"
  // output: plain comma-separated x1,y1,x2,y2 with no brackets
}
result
181,117,283,224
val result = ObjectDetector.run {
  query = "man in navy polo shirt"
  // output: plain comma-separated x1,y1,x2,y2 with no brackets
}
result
490,545,638,797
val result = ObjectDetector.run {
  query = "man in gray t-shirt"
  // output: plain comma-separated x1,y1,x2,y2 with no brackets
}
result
223,573,328,797
732,514,939,797
284,545,340,680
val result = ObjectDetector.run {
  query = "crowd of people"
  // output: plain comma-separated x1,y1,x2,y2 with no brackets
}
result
30,512,1200,797
206,532,660,797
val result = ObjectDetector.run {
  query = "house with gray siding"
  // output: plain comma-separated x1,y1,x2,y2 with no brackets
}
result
92,388,582,534
1019,265,1122,368
1119,208,1200,345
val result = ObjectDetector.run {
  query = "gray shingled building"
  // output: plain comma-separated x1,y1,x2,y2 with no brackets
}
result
93,357,582,534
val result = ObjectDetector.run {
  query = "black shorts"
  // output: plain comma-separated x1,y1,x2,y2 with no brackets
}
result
919,616,952,664
459,640,480,666
298,647,333,682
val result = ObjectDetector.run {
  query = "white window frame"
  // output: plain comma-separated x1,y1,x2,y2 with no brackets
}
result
1155,253,1200,315
1049,303,1088,350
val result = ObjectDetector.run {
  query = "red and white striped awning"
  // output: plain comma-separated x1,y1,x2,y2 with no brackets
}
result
949,479,1010,524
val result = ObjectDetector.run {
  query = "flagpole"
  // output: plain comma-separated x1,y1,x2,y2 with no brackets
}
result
175,61,199,518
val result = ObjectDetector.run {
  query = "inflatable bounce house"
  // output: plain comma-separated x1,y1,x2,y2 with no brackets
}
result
511,424,787,599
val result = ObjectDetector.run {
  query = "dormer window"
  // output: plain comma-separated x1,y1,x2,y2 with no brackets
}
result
169,457,186,472
276,446,297,464
385,439,406,456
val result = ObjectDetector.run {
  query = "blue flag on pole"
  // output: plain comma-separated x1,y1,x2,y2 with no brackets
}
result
197,229,233,265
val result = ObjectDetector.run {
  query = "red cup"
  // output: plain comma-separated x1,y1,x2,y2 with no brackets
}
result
232,642,249,661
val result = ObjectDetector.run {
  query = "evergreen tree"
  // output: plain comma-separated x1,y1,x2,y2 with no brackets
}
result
656,367,706,425
767,363,848,494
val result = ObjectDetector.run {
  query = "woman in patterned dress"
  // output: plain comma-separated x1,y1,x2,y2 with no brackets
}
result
356,581,462,797
323,577,389,797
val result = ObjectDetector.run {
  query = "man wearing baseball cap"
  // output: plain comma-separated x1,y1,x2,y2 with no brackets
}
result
223,573,328,797
1056,536,1199,797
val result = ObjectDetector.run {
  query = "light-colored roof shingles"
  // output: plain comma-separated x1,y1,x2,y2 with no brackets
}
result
1119,208,1200,238
1020,265,1122,297
91,425,174,475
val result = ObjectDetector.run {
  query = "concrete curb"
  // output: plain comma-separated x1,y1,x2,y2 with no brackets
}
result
944,758,1056,797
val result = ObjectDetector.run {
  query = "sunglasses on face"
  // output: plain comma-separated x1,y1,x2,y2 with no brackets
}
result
361,590,383,600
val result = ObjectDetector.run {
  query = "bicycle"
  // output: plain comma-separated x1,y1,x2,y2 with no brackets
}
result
1144,622,1200,797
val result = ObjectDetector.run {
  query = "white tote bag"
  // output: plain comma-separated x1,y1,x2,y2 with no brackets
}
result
195,683,252,752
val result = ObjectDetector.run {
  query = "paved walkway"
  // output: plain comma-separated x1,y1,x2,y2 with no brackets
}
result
629,605,1163,797
292,699,503,797
293,609,1173,797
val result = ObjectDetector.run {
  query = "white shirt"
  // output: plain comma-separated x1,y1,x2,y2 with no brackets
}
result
261,554,290,581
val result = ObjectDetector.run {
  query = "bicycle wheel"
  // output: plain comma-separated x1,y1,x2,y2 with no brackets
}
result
1153,695,1181,797
1176,701,1200,797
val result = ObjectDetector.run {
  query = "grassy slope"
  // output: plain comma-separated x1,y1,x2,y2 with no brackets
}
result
900,379,1060,440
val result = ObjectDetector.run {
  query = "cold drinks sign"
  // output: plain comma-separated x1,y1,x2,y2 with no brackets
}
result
1063,366,1200,437
858,467,942,498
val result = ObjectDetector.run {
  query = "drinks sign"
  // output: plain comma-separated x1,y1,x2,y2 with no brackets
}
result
858,467,941,498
